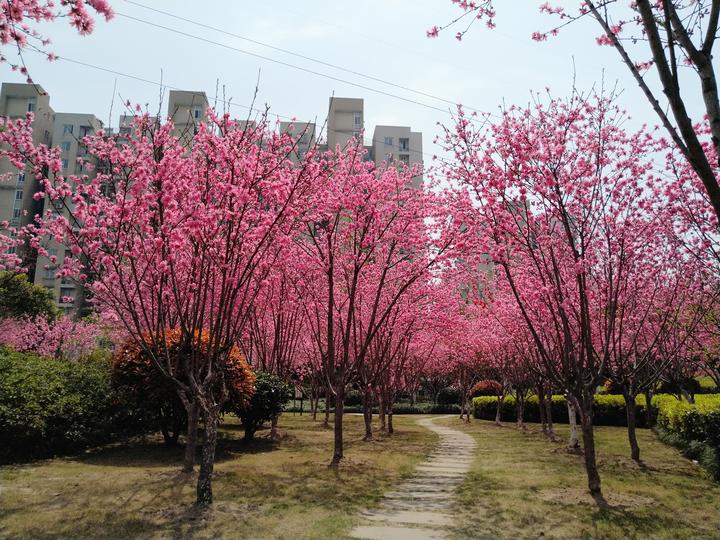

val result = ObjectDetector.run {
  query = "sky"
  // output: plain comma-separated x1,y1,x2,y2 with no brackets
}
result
3,0,711,164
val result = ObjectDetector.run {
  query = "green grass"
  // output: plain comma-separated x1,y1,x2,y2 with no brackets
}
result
439,418,720,540
0,414,437,539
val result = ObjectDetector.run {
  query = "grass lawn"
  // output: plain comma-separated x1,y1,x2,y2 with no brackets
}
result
440,417,720,540
0,414,437,539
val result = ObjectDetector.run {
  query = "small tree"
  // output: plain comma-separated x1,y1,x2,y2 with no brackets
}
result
232,371,292,441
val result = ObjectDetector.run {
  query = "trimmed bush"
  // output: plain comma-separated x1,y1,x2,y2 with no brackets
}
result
437,386,461,405
231,371,292,441
0,350,150,462
471,380,502,397
655,394,720,480
472,394,649,427
344,389,363,407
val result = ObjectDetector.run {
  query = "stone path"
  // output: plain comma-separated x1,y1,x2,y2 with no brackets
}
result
350,416,477,540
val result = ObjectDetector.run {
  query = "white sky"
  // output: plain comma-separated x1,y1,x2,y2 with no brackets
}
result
3,0,711,162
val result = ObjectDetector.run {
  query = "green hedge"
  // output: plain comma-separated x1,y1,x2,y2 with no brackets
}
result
0,350,152,462
655,394,720,480
472,394,649,427
284,402,461,415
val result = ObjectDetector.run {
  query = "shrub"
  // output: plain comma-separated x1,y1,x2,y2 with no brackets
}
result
472,394,649,426
655,394,720,481
437,386,461,405
344,389,364,407
471,380,502,397
230,371,292,441
0,349,149,462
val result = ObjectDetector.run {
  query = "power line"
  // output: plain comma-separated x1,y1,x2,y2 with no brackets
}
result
122,0,495,118
113,11,501,124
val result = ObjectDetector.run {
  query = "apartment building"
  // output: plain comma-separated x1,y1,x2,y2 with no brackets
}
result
371,125,423,187
323,96,423,184
167,90,209,146
0,84,54,272
279,121,316,159
33,112,104,314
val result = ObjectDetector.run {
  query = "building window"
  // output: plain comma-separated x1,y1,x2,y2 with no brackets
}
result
15,189,23,200
13,208,21,219
62,159,69,170
16,172,25,185
353,112,362,127
27,98,36,112
63,124,74,135
193,106,203,119
60,141,72,152
384,136,394,147
353,130,361,140
399,138,409,151
59,288,75,303
399,154,410,165
79,126,92,137
44,268,55,279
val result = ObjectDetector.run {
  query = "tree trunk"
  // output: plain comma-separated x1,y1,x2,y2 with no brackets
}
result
538,390,548,436
410,391,416,406
362,387,373,441
644,388,655,427
331,387,345,466
578,397,602,496
323,389,330,428
270,414,279,440
624,392,641,461
545,393,556,441
495,396,503,425
183,401,199,473
516,395,525,429
312,395,319,421
196,412,219,507
387,404,394,434
567,399,579,449
681,387,696,404
243,426,255,441
378,393,387,432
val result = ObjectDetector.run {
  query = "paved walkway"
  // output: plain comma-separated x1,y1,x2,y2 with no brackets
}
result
350,416,477,540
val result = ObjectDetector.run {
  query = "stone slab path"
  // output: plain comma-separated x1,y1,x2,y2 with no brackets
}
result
350,416,477,540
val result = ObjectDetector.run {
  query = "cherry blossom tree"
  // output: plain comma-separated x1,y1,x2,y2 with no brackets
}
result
0,314,99,359
1,0,113,80
3,111,316,507
442,89,686,496
292,142,455,465
431,1,720,223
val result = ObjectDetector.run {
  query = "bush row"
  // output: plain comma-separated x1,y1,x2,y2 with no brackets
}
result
0,349,154,462
655,394,720,480
472,394,650,427
284,403,462,415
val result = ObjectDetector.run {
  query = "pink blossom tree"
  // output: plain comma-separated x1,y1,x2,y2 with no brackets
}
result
431,1,720,222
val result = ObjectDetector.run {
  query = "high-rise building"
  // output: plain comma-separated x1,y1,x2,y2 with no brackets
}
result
326,97,364,150
371,125,423,187
33,112,104,314
280,121,316,160
167,90,209,146
0,84,54,274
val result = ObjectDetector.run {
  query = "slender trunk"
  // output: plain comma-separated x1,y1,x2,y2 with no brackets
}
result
312,395,319,421
464,395,471,423
545,393,556,441
410,391,416,406
362,387,373,441
331,387,345,466
538,390,548,436
270,414,279,440
378,393,387,432
624,392,641,461
644,388,655,427
567,399,579,449
323,388,330,428
495,396,503,425
196,411,219,507
183,401,199,473
681,388,696,404
516,394,525,429
387,403,394,434
578,397,602,496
